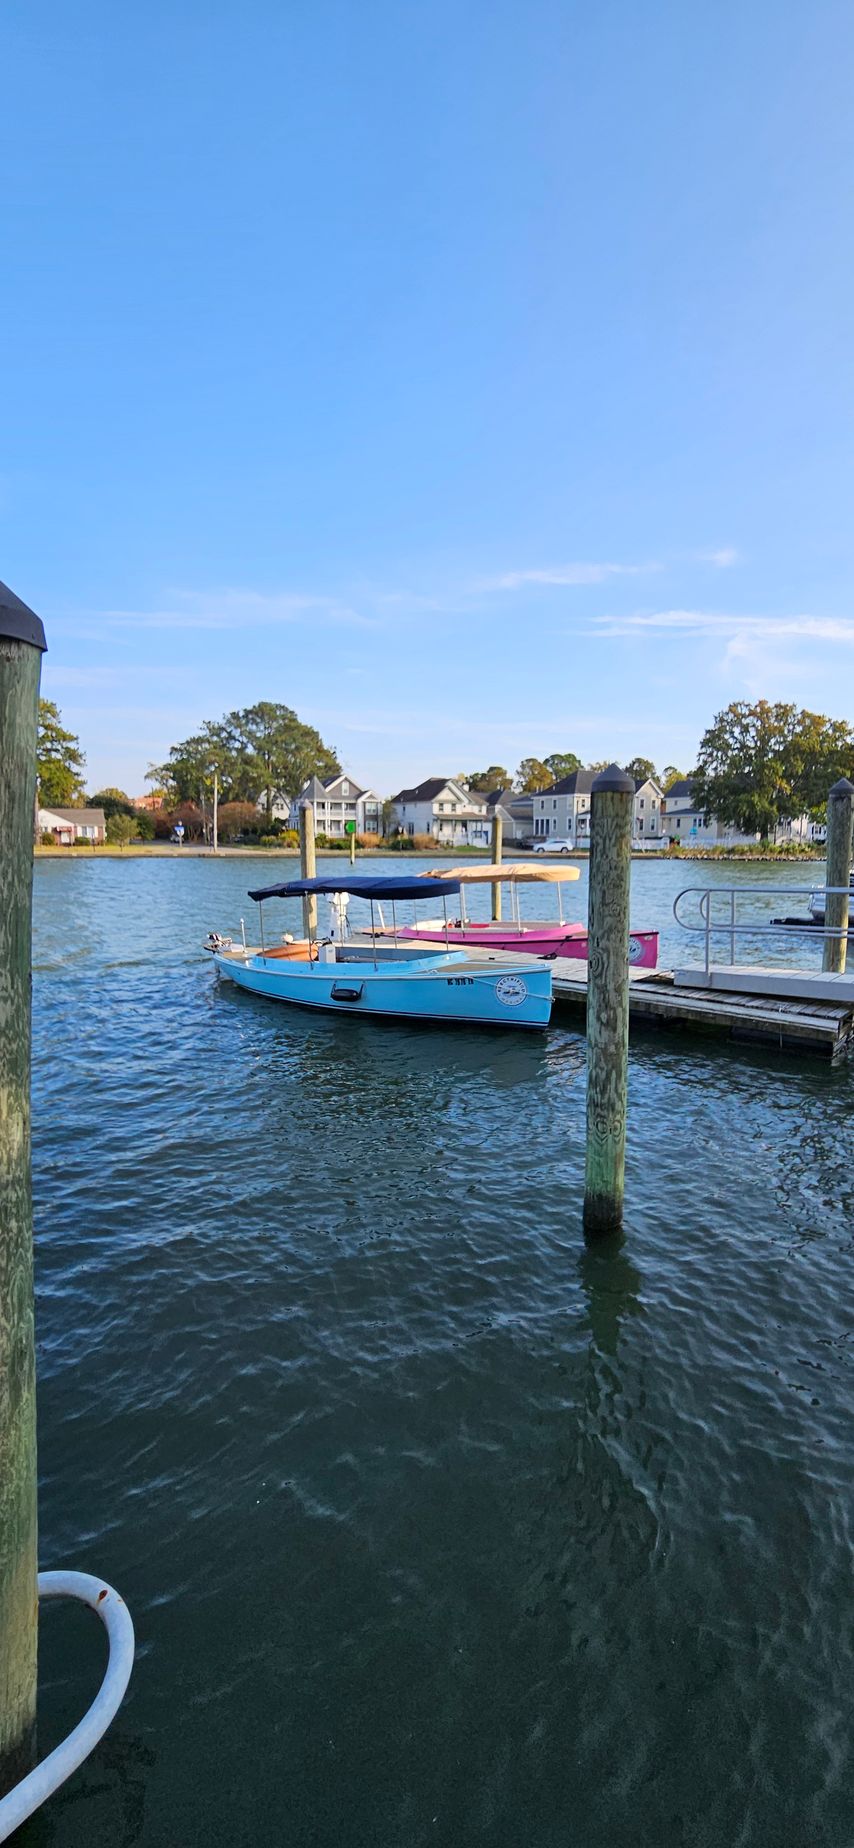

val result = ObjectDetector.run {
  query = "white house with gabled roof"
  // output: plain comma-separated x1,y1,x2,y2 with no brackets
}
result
265,773,381,836
391,777,491,845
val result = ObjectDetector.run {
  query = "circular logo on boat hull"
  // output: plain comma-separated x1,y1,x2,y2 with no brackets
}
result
628,938,644,964
495,974,529,1006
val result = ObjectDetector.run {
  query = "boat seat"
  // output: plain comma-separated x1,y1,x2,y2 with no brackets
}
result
261,941,317,961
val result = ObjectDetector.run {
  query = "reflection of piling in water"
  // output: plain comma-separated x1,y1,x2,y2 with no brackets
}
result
583,766,633,1240
0,581,46,1794
823,778,854,975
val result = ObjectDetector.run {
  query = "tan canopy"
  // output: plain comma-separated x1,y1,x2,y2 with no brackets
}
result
420,862,580,884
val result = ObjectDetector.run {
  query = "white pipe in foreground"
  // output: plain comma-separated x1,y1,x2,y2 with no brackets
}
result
0,1570,135,1843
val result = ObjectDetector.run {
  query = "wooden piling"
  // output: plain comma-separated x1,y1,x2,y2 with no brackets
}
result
299,802,317,936
490,813,503,921
349,828,356,866
0,582,46,1795
583,764,634,1239
822,778,854,975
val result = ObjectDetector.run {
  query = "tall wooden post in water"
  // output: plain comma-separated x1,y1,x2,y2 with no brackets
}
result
490,813,503,920
0,581,46,1795
299,801,318,936
583,764,634,1240
822,777,854,974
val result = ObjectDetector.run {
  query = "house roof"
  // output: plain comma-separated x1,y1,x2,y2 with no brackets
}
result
392,777,452,803
539,769,598,797
664,778,695,798
321,773,367,796
39,807,106,825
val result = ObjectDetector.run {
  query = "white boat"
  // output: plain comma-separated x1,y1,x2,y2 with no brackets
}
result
205,874,552,1030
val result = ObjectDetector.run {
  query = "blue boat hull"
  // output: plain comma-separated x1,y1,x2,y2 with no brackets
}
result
214,950,552,1029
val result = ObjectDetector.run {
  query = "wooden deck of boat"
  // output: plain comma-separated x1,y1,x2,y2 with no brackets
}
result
475,950,854,1060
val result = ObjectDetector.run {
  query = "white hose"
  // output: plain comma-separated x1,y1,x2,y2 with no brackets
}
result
0,1570,135,1843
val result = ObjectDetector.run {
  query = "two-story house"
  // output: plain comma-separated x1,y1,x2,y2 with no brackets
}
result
391,777,491,846
531,772,664,844
266,774,381,836
660,779,758,846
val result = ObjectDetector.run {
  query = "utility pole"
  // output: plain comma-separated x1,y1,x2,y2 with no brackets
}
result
212,770,219,855
0,581,46,1794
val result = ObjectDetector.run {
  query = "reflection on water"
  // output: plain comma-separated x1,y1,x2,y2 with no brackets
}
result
28,857,854,1847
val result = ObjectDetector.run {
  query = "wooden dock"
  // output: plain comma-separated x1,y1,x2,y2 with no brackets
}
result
449,949,854,1059
544,957,854,1059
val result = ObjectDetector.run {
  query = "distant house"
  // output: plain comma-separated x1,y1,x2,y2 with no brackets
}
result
133,792,165,811
266,773,381,837
660,779,757,846
485,786,534,844
531,771,665,845
631,776,665,841
391,777,491,846
38,807,106,844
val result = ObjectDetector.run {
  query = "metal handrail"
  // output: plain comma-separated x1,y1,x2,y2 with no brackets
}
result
0,1571,134,1842
673,884,853,975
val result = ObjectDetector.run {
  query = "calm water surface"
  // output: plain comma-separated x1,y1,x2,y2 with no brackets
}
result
27,856,854,1847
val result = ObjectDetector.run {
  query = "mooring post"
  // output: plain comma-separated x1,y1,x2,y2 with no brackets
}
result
349,828,356,866
0,582,46,1796
490,812,503,920
299,801,317,936
822,777,854,974
583,764,634,1240
212,770,219,855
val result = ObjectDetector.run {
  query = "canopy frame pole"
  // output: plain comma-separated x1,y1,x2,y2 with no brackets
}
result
370,900,377,971
391,900,398,948
557,882,564,926
442,895,449,951
259,902,265,954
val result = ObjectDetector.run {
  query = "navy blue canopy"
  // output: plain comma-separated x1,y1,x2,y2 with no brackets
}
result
247,874,460,902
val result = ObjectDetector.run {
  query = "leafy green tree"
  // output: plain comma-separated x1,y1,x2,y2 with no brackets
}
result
543,752,582,781
150,703,339,828
37,700,86,806
90,786,136,819
624,757,657,784
586,760,610,774
465,765,510,792
694,700,854,838
661,766,684,791
134,810,156,840
230,702,340,827
516,756,553,792
105,813,136,845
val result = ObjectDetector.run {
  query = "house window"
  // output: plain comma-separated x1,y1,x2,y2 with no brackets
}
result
639,798,645,809
676,818,681,829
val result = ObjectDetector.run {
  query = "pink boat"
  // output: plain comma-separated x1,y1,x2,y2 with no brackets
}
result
378,863,659,968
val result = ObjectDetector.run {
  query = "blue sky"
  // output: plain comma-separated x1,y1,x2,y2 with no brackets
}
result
4,0,854,796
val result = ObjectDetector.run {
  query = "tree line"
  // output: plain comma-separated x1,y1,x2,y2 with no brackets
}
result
37,697,854,843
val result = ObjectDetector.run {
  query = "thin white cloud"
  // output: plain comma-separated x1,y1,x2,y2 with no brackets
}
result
695,547,739,568
592,609,854,643
476,561,660,592
50,587,375,634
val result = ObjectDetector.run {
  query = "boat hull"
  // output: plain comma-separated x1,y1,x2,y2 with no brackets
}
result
394,921,659,968
214,950,552,1029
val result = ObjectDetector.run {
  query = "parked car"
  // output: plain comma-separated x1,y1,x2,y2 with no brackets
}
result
532,836,575,855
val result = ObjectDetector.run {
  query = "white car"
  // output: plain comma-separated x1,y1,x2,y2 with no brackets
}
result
532,836,575,855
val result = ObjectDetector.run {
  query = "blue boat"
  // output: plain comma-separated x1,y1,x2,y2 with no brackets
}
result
206,874,552,1030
